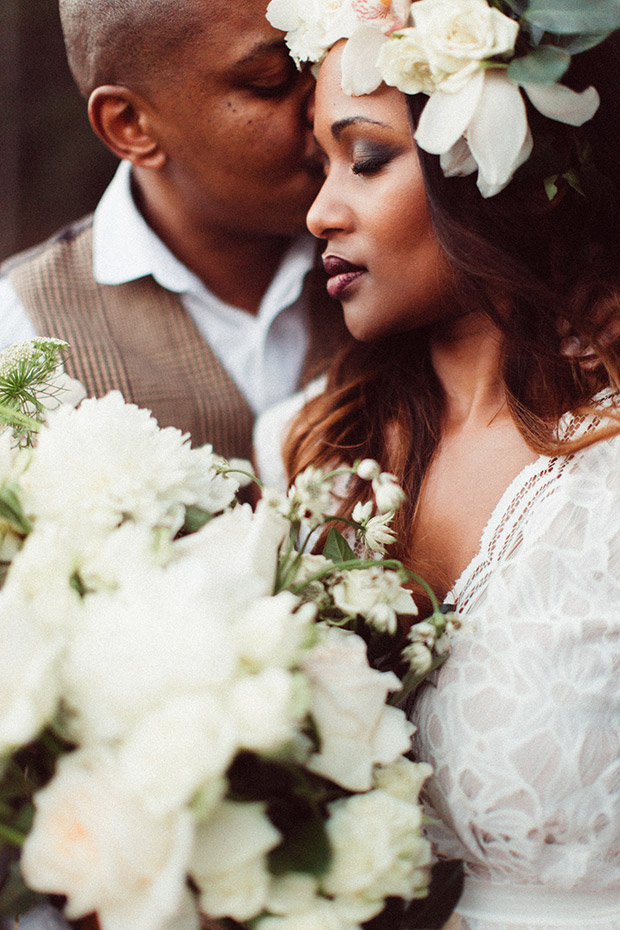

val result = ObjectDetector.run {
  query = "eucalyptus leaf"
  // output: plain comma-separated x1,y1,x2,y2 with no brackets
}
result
524,0,620,35
564,32,613,54
507,46,570,85
323,527,355,563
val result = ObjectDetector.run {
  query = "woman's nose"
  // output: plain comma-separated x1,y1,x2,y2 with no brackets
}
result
306,176,347,240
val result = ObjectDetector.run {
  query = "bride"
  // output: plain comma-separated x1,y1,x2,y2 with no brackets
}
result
258,1,620,928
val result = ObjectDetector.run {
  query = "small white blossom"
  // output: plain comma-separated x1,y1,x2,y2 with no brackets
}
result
402,641,433,677
356,458,381,481
332,566,417,633
288,465,332,527
352,501,398,554
372,472,406,514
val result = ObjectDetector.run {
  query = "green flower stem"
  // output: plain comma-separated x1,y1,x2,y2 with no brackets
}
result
0,402,41,432
218,467,264,491
0,822,26,847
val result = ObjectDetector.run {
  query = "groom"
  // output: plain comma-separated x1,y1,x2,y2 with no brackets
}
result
0,0,345,460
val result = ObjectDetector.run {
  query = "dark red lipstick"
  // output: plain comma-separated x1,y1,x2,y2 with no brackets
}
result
323,255,367,300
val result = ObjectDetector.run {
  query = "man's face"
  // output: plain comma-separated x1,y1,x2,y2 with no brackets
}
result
143,0,322,239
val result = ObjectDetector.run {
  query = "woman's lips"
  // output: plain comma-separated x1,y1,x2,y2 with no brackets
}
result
323,255,367,300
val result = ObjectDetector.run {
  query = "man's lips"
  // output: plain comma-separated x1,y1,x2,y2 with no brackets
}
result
322,255,367,300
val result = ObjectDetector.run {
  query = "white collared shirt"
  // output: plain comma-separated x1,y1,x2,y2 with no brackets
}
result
0,161,314,414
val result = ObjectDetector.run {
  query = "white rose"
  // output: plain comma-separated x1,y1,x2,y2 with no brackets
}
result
411,0,519,93
255,895,366,930
302,627,413,790
118,693,236,816
21,751,196,930
321,790,431,903
377,28,436,94
227,667,304,752
268,0,360,66
190,801,281,922
232,592,316,672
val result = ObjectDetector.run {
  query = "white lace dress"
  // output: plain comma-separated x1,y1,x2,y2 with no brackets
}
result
412,405,620,930
254,394,620,930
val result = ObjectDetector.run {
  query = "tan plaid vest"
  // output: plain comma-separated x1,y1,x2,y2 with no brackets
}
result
4,216,344,459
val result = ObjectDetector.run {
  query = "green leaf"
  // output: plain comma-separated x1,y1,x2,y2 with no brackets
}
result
0,487,30,535
322,527,355,563
0,861,46,918
507,46,570,85
564,32,614,53
544,174,559,200
268,802,331,877
524,0,620,35
182,505,212,534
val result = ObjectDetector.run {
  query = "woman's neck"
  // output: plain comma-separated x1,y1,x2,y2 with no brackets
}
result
429,311,507,430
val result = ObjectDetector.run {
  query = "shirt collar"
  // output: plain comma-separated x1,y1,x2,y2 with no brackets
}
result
91,161,316,317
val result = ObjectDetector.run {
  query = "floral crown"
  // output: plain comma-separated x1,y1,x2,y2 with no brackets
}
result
267,0,620,198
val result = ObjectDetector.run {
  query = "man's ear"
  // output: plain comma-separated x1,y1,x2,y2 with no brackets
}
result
88,86,166,169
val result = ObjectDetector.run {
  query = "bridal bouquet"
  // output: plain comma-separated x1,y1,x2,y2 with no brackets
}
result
0,340,456,930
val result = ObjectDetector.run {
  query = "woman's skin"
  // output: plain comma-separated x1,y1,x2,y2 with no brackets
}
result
309,42,537,598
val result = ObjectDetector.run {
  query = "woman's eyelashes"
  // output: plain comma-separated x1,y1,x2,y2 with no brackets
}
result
351,143,401,176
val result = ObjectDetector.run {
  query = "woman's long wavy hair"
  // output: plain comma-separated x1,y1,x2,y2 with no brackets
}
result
284,34,620,580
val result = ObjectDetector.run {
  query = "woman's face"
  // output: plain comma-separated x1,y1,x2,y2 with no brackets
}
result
307,42,450,342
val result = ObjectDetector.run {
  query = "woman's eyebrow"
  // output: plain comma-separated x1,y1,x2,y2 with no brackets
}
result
331,116,389,139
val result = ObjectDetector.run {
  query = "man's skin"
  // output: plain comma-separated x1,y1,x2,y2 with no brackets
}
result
80,0,323,313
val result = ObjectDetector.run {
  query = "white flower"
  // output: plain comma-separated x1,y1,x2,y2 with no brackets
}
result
408,0,518,93
402,640,433,676
62,568,238,744
332,566,417,633
302,627,413,790
20,392,237,537
171,499,289,614
356,458,381,481
351,501,397,553
416,66,600,197
21,750,196,930
38,370,87,413
267,0,360,66
376,27,436,94
232,592,316,672
256,896,370,930
227,667,304,752
353,0,411,33
190,801,281,922
264,873,320,916
372,471,406,513
321,789,431,903
288,465,332,527
0,590,62,752
118,693,236,816
373,756,433,802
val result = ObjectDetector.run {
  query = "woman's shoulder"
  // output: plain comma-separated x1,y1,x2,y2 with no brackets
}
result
253,376,327,490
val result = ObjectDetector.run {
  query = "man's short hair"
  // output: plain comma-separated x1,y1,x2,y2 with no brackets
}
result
59,0,209,97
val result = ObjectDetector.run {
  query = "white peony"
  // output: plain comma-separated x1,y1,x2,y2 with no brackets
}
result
373,756,433,802
21,750,196,930
302,627,414,790
19,392,237,536
332,566,417,633
321,789,432,903
190,801,281,922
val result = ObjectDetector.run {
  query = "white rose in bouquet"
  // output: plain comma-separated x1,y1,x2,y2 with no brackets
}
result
20,750,196,930
190,800,281,921
302,627,414,790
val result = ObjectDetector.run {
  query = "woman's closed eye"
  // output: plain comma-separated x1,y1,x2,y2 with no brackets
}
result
351,143,402,177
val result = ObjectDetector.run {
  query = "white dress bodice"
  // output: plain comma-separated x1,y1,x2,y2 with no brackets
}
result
253,392,620,929
412,404,620,929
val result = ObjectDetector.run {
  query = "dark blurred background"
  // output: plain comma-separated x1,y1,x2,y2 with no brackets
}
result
0,0,118,263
